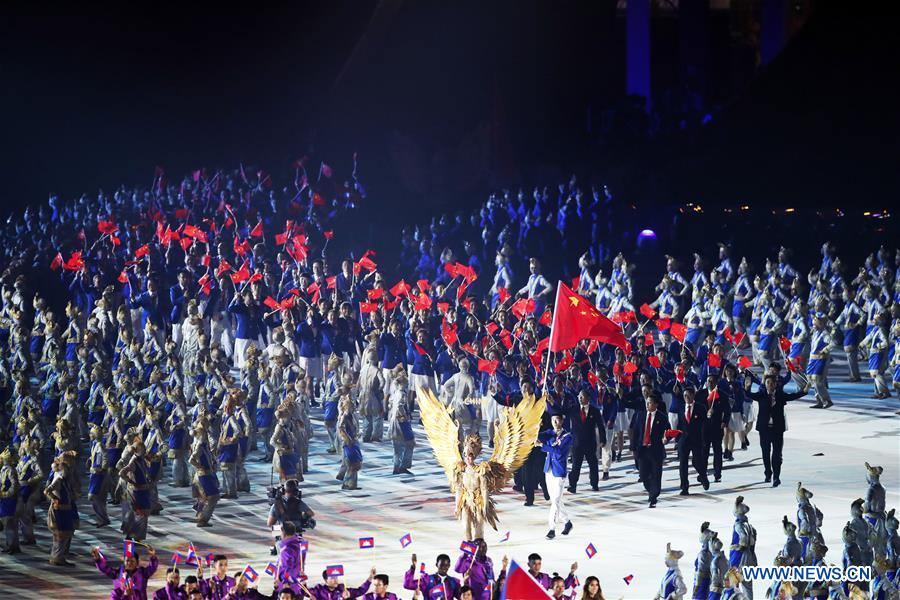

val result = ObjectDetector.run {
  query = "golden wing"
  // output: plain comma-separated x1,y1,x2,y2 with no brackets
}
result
482,391,546,492
415,386,463,485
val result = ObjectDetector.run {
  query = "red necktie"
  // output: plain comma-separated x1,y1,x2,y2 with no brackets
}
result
643,412,652,446
581,408,587,423
687,405,692,423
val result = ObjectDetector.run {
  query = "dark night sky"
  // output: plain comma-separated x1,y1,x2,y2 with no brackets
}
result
1,2,897,222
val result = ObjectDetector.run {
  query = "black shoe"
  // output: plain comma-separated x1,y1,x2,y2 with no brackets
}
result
602,472,609,481
764,475,771,483
562,521,573,535
822,399,833,408
566,486,576,494
773,478,781,487
679,490,690,496
591,485,599,491
543,492,550,501
524,500,534,506
512,485,523,493
400,469,414,475
714,477,721,483
392,468,400,474
702,480,710,491
649,499,657,508
546,529,556,540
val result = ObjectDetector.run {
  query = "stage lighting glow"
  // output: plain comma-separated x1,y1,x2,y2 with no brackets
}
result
638,229,656,239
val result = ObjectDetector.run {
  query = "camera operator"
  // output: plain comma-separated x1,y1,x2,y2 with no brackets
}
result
267,479,316,529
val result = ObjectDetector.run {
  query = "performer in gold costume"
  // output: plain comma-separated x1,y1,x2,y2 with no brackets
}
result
416,387,544,540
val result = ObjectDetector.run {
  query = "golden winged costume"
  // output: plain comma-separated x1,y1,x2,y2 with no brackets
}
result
416,387,545,540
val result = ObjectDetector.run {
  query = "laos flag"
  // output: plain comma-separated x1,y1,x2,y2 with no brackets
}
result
500,559,552,600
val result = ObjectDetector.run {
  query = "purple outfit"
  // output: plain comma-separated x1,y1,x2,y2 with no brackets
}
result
528,570,576,590
306,580,371,600
362,594,398,600
403,569,462,599
454,553,497,600
201,574,236,600
276,535,306,594
152,584,187,600
95,555,159,600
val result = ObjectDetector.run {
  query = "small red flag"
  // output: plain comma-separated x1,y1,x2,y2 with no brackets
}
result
326,276,336,289
670,322,687,342
733,332,746,346
498,287,510,304
390,280,411,298
477,359,499,375
134,245,150,258
648,355,661,368
359,302,378,314
623,361,638,374
436,302,450,314
708,353,722,368
644,333,654,347
539,311,552,326
117,270,128,284
250,221,264,238
323,230,334,240
640,303,656,319
655,318,671,330
368,288,384,300
779,336,792,353
485,322,499,335
416,279,430,292
737,356,753,369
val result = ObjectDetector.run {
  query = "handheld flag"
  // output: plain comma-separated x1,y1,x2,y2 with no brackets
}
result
549,282,627,352
242,565,259,583
499,558,553,599
399,533,413,548
623,574,634,585
585,543,597,559
358,537,374,549
460,540,478,555
172,552,184,565
206,553,215,566
265,563,277,577
737,356,753,370
325,565,344,577
498,531,510,543
123,540,135,558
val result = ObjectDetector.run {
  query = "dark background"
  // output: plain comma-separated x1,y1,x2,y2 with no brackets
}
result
1,1,898,271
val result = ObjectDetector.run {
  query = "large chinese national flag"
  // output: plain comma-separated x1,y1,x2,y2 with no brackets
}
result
549,282,627,352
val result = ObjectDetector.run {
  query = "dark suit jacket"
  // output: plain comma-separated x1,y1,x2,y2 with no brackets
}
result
695,388,730,435
674,401,708,451
630,409,668,459
748,388,808,433
565,404,606,448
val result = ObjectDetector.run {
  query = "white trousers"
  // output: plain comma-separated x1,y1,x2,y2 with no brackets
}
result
545,473,569,529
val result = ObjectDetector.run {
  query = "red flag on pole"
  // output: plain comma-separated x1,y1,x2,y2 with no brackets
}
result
549,282,627,352
250,221,264,238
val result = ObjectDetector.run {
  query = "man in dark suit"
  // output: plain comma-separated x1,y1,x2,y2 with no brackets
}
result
630,391,669,507
696,374,730,483
746,373,809,487
674,387,710,495
566,389,606,493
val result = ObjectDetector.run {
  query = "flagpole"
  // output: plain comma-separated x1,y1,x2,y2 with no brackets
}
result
542,282,561,394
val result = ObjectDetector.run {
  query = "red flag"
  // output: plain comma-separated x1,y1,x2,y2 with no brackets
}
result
623,361,638,374
555,351,574,373
460,343,478,356
134,245,150,258
644,333,654,347
539,311,552,326
670,322,687,343
275,233,288,246
708,353,722,368
456,281,468,301
390,280,411,298
571,276,581,290
586,371,598,386
499,330,513,350
549,283,627,352
413,293,432,311
436,302,450,314
485,322,499,336
737,356,753,369
97,220,118,235
640,303,656,319
117,270,128,284
497,287,510,304
723,327,733,342
320,162,333,178
250,221,264,238
323,230,334,240
461,298,473,312
50,252,64,271
648,355,661,368
586,339,599,355
368,288,384,300
416,279,430,292
180,237,193,252
356,256,377,273
477,359,499,375
443,263,460,278
359,302,378,314
263,296,280,311
326,276,336,289
175,208,189,220
110,235,121,247
413,342,431,358
510,298,536,319
307,283,321,305
655,318,671,330
441,325,458,346
312,192,327,206
216,260,232,278
733,331,746,346
779,336,792,353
